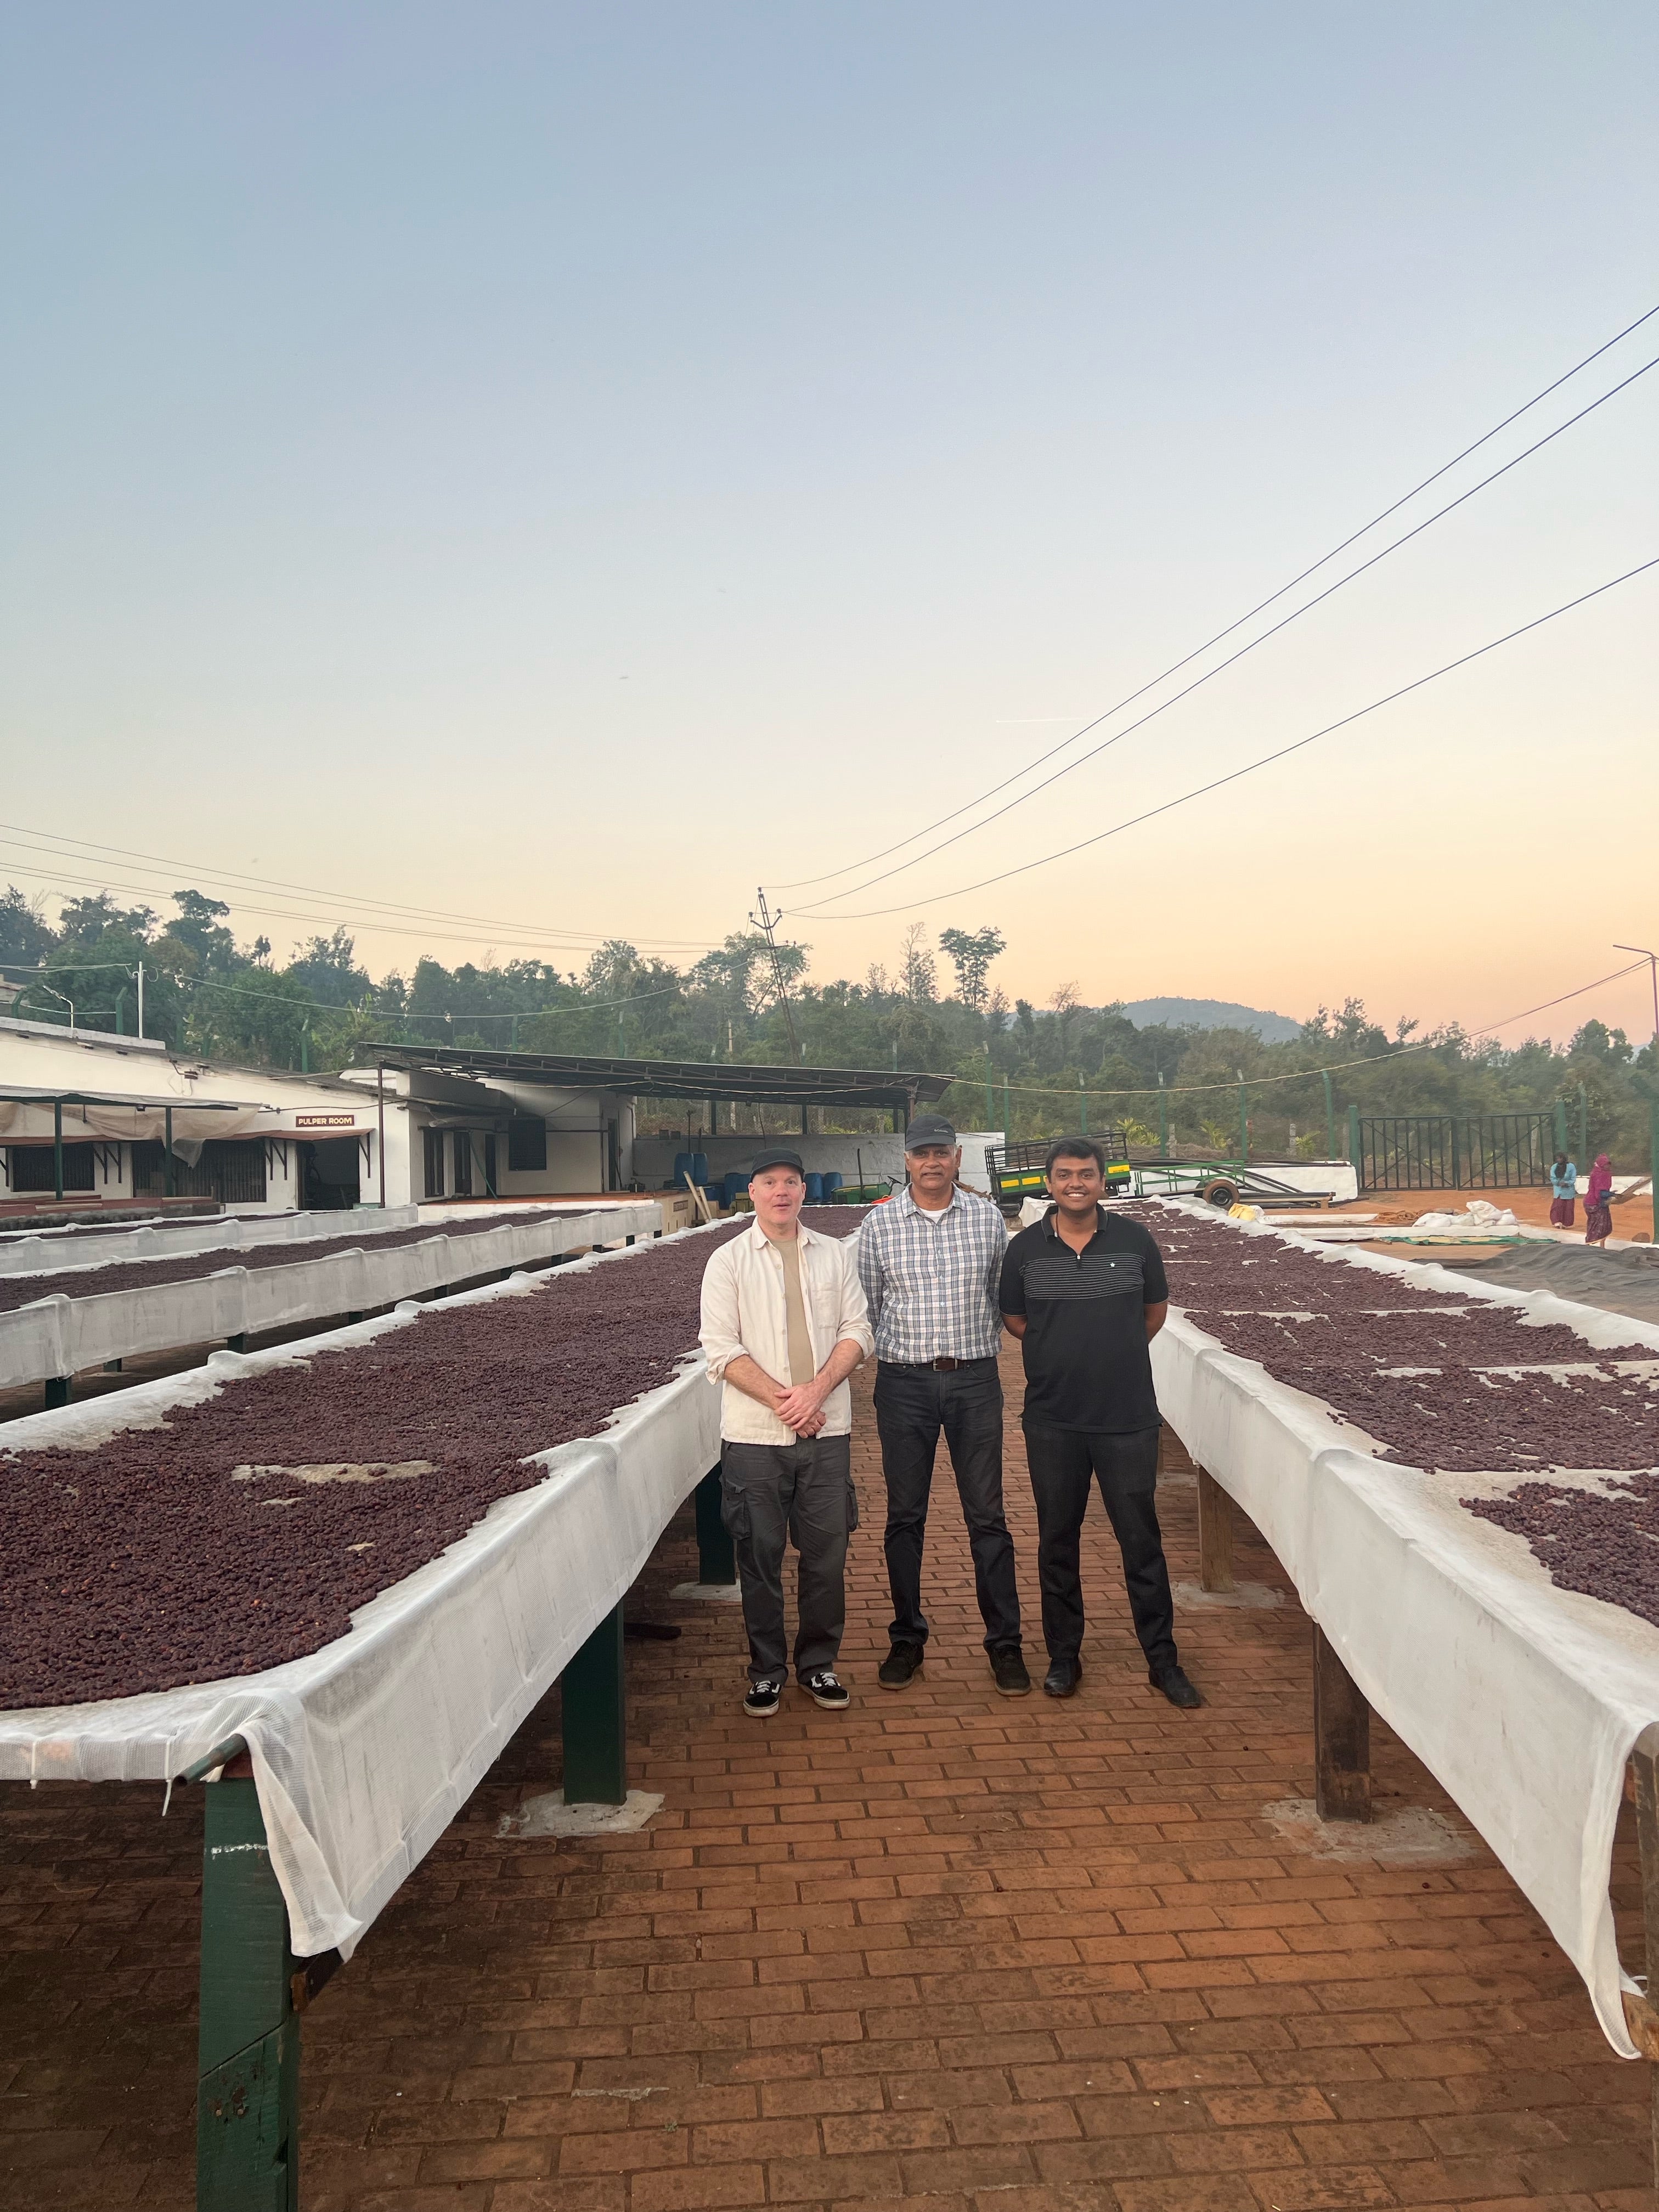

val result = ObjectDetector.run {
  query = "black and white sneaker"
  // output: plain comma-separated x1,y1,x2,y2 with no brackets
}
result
743,1677,783,1717
801,1669,850,1710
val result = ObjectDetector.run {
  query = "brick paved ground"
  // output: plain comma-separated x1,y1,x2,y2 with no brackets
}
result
3,1347,1655,2209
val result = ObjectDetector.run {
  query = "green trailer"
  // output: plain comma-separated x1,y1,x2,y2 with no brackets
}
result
985,1133,1132,1216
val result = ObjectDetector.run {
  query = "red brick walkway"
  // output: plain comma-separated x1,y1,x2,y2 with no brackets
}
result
3,1348,1654,2208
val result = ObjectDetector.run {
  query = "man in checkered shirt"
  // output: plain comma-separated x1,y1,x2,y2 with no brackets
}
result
856,1114,1030,1696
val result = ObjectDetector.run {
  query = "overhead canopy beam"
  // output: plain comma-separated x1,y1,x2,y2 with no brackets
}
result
362,1046,951,1115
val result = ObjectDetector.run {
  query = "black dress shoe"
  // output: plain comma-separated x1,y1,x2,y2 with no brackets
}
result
878,1640,924,1690
1149,1663,1203,1709
989,1644,1031,1696
1043,1655,1082,1698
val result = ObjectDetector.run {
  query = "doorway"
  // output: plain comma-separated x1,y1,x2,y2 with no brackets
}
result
298,1137,361,1210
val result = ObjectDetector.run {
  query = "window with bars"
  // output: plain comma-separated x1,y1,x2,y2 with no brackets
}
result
507,1116,547,1172
9,1143,96,1193
131,1140,268,1203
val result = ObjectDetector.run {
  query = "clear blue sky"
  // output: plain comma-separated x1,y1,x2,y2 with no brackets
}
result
4,5,1656,1038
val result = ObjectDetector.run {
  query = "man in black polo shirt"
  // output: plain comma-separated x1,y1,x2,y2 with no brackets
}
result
999,1136,1201,1709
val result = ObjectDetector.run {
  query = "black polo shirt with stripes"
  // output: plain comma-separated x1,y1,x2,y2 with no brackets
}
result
998,1206,1169,1434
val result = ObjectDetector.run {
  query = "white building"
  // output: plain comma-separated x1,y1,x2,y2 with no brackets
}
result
0,1015,637,1215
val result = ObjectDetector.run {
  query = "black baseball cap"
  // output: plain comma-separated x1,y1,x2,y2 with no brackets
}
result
904,1114,957,1152
749,1148,806,1176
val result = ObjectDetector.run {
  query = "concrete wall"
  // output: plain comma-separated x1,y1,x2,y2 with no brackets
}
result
632,1131,1006,1194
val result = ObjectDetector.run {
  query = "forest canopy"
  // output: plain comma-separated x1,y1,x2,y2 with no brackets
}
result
1,884,1653,1164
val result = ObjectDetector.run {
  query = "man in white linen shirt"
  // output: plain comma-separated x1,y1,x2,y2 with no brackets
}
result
699,1148,874,1718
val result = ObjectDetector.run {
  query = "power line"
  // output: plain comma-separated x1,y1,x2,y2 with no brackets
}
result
910,958,1652,1102
792,348,1659,913
0,823,721,956
771,298,1659,899
173,970,683,1017
805,554,1659,921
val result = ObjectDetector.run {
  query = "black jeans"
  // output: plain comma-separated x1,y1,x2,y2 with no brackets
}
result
721,1436,855,1683
873,1359,1021,1651
1023,1423,1176,1672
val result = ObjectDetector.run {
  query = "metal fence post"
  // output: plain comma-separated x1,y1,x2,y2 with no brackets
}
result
1079,1080,1088,1136
1347,1104,1361,1184
1158,1071,1168,1159
1322,1070,1334,1160
1450,1118,1460,1191
562,1602,627,1805
1238,1081,1248,1166
196,1753,299,2210
1555,1098,1569,1156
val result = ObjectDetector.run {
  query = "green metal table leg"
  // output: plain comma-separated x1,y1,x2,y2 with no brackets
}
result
44,1376,71,1410
695,1466,736,1585
197,1757,299,2210
562,1603,627,1805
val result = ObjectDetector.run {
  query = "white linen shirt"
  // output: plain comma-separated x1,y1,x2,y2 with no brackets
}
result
699,1219,874,1444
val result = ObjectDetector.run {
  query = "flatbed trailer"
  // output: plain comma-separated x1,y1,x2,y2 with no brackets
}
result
1132,1158,1335,1208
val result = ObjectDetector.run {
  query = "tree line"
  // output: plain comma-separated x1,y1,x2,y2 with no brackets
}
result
2,887,1654,1166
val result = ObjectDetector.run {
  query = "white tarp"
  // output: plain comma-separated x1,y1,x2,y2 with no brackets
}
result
0,1203,659,1390
0,1207,424,1279
0,1225,724,1959
0,1099,271,1157
1148,1199,1659,2057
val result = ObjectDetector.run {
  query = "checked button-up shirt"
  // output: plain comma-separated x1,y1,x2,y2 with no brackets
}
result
856,1184,1009,1364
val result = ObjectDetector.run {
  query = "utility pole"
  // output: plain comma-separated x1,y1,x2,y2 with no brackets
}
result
1614,945,1659,1054
749,889,803,1063
136,960,145,1040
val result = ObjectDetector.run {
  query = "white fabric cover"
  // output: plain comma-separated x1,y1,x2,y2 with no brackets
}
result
1149,1201,1659,2057
0,1226,722,1959
0,1207,424,1279
0,1203,659,1389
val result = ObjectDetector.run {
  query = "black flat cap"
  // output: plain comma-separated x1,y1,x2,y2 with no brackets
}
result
749,1148,806,1176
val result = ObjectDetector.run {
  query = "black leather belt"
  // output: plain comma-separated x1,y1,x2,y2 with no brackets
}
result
883,1354,996,1372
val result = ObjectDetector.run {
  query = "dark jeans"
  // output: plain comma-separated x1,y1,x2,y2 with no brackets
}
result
873,1359,1021,1651
721,1436,855,1683
1023,1423,1176,1672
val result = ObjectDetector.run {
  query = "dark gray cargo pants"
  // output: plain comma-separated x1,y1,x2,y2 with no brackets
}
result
720,1435,857,1683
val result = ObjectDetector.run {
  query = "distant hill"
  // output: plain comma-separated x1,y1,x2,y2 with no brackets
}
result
1118,996,1304,1044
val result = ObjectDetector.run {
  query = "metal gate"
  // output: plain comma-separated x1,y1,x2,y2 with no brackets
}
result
1353,1113,1552,1192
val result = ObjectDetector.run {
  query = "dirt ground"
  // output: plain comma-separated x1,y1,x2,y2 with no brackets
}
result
1306,1187,1656,1240
3,1351,1656,2211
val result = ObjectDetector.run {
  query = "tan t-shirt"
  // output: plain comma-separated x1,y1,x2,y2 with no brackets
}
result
779,1235,816,1386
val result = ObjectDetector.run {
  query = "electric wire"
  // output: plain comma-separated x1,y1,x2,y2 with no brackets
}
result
771,298,1659,897
171,972,683,1017
0,823,720,955
791,348,1659,913
905,958,1653,1103
806,554,1659,920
